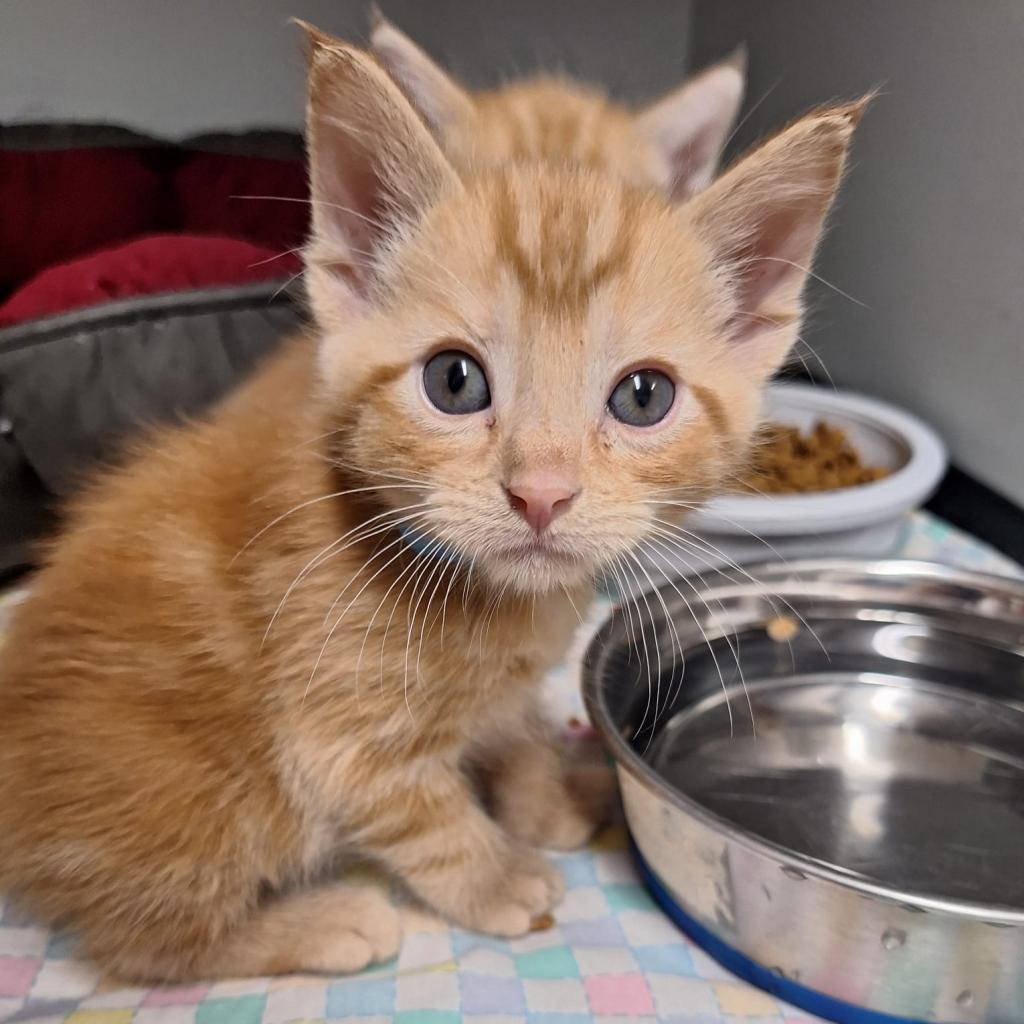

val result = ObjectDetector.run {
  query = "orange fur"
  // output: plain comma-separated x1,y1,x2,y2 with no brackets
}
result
370,11,747,198
0,27,863,984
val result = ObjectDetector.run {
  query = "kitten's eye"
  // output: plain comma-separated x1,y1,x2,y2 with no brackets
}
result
423,350,491,415
608,370,675,427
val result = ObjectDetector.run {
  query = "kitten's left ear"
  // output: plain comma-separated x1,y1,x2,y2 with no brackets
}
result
299,25,461,328
686,99,868,381
636,48,747,201
369,9,476,138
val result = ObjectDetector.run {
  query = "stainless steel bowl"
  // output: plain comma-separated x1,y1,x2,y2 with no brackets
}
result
583,560,1024,1024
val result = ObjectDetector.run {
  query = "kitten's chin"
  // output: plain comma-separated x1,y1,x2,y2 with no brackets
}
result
483,544,597,594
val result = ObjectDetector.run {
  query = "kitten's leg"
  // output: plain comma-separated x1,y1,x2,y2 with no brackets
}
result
202,884,401,977
357,763,564,936
487,732,616,851
100,883,401,983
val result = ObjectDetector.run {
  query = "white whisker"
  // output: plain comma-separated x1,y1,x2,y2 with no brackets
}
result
263,504,432,645
641,534,754,739
234,484,428,564
617,555,658,740
625,548,685,736
632,535,735,740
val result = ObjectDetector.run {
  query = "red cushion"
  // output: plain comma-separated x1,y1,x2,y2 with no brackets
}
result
173,152,308,252
0,149,167,290
0,234,302,327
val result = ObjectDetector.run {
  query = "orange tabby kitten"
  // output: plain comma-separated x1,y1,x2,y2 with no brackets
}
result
370,11,746,198
0,25,863,984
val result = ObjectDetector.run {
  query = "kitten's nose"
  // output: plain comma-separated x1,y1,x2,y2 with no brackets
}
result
504,470,580,534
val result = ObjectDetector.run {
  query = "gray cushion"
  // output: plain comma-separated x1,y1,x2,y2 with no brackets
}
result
0,281,302,575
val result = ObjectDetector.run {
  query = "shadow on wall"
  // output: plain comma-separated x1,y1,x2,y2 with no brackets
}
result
690,0,1024,506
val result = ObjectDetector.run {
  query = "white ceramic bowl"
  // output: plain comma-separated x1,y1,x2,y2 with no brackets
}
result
647,383,947,576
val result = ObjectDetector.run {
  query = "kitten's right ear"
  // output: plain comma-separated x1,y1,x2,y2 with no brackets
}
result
369,9,475,138
299,25,461,327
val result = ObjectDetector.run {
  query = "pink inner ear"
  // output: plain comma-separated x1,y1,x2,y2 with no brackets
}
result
311,111,399,296
667,134,719,198
726,203,820,343
319,148,372,244
647,64,745,200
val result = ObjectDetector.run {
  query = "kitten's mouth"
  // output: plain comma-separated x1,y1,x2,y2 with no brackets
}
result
497,538,578,564
485,535,594,591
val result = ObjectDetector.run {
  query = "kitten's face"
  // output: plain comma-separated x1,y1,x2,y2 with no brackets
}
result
301,34,861,596
321,170,748,592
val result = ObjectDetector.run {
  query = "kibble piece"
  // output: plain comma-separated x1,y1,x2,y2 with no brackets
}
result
766,616,800,642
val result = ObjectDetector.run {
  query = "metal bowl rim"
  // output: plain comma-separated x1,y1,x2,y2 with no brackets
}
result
582,557,1024,926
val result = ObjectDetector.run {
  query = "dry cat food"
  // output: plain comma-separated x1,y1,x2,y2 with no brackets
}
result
766,616,800,642
736,421,890,495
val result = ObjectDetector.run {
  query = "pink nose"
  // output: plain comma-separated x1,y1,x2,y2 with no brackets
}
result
504,470,580,534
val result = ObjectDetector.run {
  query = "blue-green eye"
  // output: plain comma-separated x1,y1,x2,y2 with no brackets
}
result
608,370,675,427
423,350,491,415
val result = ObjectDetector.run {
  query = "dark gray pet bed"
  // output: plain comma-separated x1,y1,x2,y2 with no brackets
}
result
0,281,302,577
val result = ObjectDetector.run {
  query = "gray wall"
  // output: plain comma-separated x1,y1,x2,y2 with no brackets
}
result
691,0,1024,505
0,0,691,137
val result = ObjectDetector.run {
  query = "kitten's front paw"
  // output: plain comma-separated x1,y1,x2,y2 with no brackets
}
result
462,849,565,937
562,761,618,845
302,885,403,972
496,761,617,851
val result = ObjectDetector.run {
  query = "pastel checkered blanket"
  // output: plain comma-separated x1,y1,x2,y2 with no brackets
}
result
1,511,1018,1024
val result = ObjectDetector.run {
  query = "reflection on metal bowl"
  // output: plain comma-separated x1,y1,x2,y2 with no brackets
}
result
583,560,1024,1024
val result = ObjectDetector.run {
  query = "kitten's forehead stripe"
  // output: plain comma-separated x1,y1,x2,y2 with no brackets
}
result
491,176,639,314
501,105,527,159
473,83,631,176
493,178,541,302
536,106,583,163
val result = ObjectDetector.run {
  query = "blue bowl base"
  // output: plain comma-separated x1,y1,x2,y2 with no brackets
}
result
630,841,927,1024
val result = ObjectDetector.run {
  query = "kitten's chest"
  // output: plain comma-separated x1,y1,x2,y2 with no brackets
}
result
273,586,587,864
431,586,585,699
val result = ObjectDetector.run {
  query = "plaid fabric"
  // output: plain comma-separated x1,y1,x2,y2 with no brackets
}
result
1,511,1019,1024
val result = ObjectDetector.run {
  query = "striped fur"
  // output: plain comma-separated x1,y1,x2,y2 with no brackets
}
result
371,11,747,198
